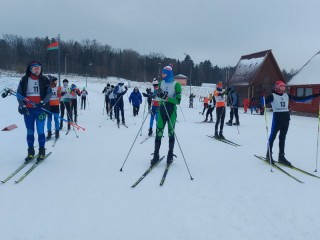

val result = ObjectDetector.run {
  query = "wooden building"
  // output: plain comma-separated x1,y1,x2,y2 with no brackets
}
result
174,74,188,86
227,50,283,106
287,51,320,114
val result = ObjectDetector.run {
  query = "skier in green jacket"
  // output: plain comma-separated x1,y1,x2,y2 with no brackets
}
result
151,65,182,166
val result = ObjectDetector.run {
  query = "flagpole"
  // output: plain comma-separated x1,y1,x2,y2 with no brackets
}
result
57,34,61,87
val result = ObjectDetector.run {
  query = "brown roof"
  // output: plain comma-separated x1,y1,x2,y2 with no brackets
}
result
228,50,282,86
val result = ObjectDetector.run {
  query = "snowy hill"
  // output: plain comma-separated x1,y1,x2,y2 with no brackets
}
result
0,75,320,240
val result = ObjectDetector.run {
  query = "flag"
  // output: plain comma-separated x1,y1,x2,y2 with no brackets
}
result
47,42,59,51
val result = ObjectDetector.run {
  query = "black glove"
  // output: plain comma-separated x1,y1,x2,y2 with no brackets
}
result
18,105,28,115
35,101,44,109
157,91,168,100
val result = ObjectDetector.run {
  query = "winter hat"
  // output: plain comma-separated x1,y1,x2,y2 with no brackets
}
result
275,80,286,88
162,66,174,83
50,77,58,83
119,79,124,85
217,81,223,88
71,84,77,90
63,79,69,83
107,83,110,87
152,78,159,86
29,61,41,71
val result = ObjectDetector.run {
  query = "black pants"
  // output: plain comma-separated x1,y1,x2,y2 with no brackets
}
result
71,99,78,123
215,106,226,133
229,107,239,123
115,99,125,123
105,97,110,114
206,107,214,120
81,97,86,109
133,105,140,116
268,118,290,155
60,101,72,129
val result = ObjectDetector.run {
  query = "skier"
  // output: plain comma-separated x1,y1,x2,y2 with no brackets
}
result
204,93,215,122
150,65,182,166
201,96,209,115
213,81,227,139
108,85,116,119
102,83,111,114
265,80,320,166
46,76,61,140
17,61,52,162
129,87,142,116
113,79,128,125
189,93,196,108
70,84,81,123
148,79,160,136
142,87,153,110
80,87,88,110
59,79,72,130
226,86,240,126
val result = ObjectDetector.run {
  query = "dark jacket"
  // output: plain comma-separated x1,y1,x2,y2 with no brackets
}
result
17,61,51,107
129,90,142,106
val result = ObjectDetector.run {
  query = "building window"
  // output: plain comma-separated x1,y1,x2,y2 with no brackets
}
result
296,87,313,104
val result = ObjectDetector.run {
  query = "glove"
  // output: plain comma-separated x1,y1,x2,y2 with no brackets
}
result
35,101,44,109
18,105,28,115
157,91,168,100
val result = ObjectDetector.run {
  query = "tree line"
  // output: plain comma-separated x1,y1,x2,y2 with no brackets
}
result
0,34,294,85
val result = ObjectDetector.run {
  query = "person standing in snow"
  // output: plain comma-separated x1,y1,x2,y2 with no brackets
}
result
46,76,60,140
150,65,182,166
80,87,88,110
142,87,153,110
17,61,52,162
129,87,142,116
108,85,116,120
265,80,320,166
148,79,160,136
189,93,196,108
102,83,111,114
70,84,81,123
113,79,128,125
204,93,215,122
213,81,227,139
59,79,72,130
226,86,240,126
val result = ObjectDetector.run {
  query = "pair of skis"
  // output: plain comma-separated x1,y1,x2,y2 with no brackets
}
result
131,156,172,187
207,135,240,147
255,155,320,183
1,152,52,184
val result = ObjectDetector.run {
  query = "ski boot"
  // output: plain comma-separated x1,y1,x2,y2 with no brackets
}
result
59,122,63,130
278,154,291,166
233,122,240,126
167,150,176,164
150,151,160,167
148,128,153,136
46,131,52,140
226,121,232,126
266,151,275,165
214,130,219,138
209,119,213,123
37,147,46,163
219,131,225,140
55,130,60,139
203,119,208,122
25,147,35,163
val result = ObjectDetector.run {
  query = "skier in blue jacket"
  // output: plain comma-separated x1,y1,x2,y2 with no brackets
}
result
129,87,142,116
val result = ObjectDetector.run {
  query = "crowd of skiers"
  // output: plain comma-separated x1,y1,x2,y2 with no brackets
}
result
11,60,320,170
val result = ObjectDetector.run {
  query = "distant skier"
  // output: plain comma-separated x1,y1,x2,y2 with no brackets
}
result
142,87,153,110
113,79,128,125
213,81,227,139
150,65,182,166
70,83,81,123
204,93,215,122
80,87,88,110
129,87,142,116
265,80,320,166
226,86,240,126
108,85,116,120
46,76,61,140
102,83,111,114
59,79,72,130
148,79,160,136
17,61,52,162
189,93,196,108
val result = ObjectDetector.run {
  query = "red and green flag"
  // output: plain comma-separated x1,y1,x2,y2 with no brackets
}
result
47,42,59,51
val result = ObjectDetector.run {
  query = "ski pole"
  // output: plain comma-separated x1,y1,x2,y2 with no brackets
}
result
119,105,151,171
315,102,320,172
4,88,85,131
103,96,105,115
87,96,90,110
178,105,186,122
263,96,273,172
63,101,79,138
140,98,147,136
162,101,194,181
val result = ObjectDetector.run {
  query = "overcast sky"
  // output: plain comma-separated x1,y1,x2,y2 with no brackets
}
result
1,0,319,71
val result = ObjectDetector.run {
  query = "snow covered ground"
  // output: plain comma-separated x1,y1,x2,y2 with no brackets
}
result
0,74,319,240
